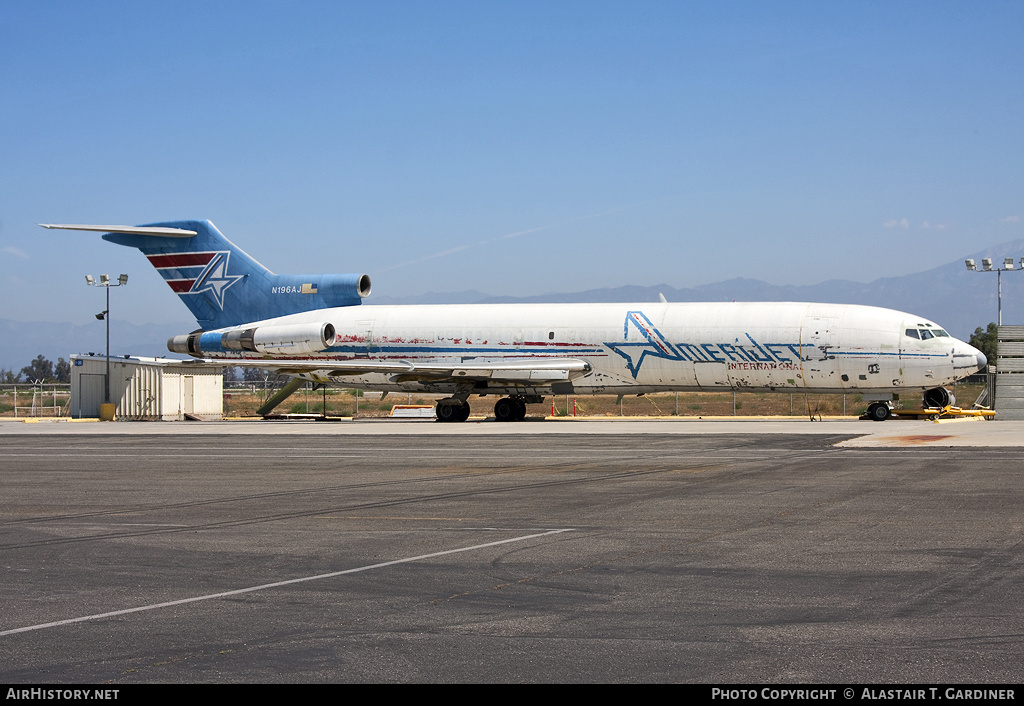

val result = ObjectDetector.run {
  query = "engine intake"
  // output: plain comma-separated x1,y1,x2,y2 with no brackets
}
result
923,387,955,408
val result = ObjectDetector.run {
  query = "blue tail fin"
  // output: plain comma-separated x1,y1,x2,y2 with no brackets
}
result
101,220,370,330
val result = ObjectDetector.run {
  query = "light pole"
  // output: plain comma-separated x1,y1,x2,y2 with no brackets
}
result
965,257,1023,326
85,273,128,405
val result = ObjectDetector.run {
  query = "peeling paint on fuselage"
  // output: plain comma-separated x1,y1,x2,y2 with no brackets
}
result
197,301,983,398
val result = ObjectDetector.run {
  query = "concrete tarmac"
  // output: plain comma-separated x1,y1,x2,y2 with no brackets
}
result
0,419,1022,683
2,414,1022,446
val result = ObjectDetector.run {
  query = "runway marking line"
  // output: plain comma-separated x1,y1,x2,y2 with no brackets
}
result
0,528,573,638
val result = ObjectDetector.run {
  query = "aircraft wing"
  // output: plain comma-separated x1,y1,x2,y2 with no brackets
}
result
396,358,591,382
183,357,591,383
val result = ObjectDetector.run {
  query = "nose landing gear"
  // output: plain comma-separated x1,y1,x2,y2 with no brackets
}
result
865,402,891,422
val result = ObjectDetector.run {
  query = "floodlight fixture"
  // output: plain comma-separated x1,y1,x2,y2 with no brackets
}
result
967,254,1024,325
83,271,129,406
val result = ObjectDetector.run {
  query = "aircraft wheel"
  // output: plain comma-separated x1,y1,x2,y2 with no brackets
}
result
494,397,517,422
513,397,527,421
867,402,890,422
436,399,467,423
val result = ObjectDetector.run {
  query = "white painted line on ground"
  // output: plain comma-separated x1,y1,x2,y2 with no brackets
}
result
0,528,574,637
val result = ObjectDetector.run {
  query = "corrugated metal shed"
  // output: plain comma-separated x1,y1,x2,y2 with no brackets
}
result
71,354,223,420
996,326,1024,420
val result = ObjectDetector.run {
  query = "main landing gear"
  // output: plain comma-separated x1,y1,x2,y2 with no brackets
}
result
493,396,527,422
435,398,470,423
435,395,531,422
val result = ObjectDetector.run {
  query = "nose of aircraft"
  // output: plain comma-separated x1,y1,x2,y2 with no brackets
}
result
954,340,987,375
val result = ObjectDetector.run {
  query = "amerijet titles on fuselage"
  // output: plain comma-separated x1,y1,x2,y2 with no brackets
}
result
41,220,987,422
606,309,812,377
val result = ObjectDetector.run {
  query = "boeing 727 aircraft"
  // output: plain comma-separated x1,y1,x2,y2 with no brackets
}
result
42,220,987,422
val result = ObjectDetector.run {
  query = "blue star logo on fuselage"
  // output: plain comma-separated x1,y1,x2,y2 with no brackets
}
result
189,252,243,310
605,311,685,378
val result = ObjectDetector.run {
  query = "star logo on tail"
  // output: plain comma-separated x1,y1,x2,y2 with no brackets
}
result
189,252,243,310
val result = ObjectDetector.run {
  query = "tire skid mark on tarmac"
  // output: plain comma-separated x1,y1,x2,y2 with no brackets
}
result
0,449,821,529
0,464,728,550
0,465,533,528
0,436,833,550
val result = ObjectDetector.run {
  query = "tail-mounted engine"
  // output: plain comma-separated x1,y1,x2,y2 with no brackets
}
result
169,322,337,357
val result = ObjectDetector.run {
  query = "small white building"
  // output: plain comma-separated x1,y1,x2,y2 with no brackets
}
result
71,354,223,420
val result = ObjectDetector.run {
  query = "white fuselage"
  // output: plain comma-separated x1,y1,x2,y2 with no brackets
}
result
196,301,985,397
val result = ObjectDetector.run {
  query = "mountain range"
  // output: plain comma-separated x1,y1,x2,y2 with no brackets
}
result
375,238,1024,340
5,238,1023,373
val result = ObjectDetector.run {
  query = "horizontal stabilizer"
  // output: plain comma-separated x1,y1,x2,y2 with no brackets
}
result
39,224,197,238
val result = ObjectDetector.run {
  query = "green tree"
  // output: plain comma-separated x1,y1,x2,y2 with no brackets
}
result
0,368,22,383
54,358,71,383
20,355,54,382
969,323,997,372
242,367,267,383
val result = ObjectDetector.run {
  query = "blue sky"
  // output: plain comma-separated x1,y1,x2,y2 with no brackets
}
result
2,1,1022,326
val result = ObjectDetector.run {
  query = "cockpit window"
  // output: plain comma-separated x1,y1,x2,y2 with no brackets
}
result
907,326,948,340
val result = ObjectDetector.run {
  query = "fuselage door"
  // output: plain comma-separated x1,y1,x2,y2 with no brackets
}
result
354,318,375,358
